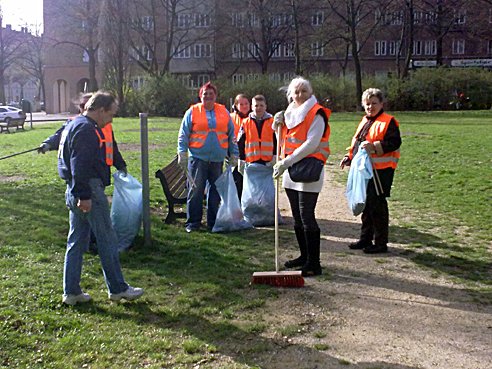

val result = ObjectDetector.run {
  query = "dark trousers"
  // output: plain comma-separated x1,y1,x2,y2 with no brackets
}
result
360,168,394,246
186,157,222,230
285,189,319,232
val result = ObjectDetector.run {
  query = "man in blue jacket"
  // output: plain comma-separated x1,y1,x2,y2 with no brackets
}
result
58,91,143,305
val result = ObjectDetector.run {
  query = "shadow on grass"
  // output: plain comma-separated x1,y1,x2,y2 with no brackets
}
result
312,217,492,288
75,301,420,369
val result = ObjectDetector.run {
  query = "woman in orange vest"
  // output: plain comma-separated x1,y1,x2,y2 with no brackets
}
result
230,94,250,199
177,82,239,232
272,77,331,277
340,88,401,254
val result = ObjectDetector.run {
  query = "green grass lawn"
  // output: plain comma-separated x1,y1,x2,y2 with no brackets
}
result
0,111,490,368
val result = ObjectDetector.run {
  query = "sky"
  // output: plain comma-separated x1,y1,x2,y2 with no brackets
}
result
1,0,43,31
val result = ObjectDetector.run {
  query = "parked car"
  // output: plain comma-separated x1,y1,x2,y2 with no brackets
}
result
0,106,26,124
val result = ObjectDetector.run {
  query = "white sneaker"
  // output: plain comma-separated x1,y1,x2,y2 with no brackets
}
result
62,293,91,305
109,286,144,301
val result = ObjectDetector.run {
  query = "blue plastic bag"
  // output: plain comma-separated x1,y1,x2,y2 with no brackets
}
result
241,163,278,226
212,167,252,233
111,171,143,251
346,148,373,216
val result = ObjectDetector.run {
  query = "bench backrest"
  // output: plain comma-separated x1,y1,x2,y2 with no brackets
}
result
155,156,188,202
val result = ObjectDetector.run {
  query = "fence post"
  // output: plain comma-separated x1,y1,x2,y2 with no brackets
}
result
140,113,152,247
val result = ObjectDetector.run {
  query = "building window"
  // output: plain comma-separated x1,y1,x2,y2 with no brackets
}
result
413,40,422,55
271,14,282,27
312,11,324,26
269,73,281,82
142,16,154,31
413,11,423,25
195,13,210,27
284,42,295,57
283,72,296,82
194,43,211,58
246,73,260,81
232,74,244,85
311,41,324,57
143,46,152,60
388,41,400,56
132,76,145,90
231,12,244,27
374,40,387,56
284,14,294,26
390,11,403,25
348,42,360,57
197,74,210,86
424,40,436,55
272,42,282,58
247,43,260,58
232,43,245,58
247,13,259,27
489,9,492,23
425,11,437,25
177,13,192,28
452,39,465,54
174,45,191,58
487,40,492,55
454,9,466,24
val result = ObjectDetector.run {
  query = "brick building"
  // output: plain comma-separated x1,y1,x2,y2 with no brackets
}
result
42,0,492,113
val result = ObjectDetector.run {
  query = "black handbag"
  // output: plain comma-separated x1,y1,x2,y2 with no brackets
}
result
288,157,324,183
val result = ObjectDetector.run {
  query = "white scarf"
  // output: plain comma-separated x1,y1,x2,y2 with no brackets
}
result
284,95,317,129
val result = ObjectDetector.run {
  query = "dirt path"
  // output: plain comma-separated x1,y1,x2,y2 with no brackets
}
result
255,169,492,368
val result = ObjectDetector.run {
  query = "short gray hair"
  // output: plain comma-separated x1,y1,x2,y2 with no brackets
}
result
361,88,384,105
286,77,313,101
85,90,117,111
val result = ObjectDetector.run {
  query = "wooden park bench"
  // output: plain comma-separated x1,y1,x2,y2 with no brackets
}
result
155,155,188,224
0,119,25,133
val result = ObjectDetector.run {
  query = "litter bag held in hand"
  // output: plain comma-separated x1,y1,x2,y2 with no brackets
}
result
345,148,373,216
212,167,252,233
111,171,143,251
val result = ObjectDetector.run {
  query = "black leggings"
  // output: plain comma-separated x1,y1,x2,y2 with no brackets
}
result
285,189,320,231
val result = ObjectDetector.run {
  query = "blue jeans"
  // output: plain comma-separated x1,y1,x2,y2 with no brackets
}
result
64,178,128,295
186,157,222,230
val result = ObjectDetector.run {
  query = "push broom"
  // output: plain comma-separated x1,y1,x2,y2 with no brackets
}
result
251,124,304,287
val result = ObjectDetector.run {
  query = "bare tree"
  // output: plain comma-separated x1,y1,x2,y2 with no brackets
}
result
418,0,473,66
18,27,46,105
47,0,103,91
127,0,214,76
324,0,393,105
219,0,295,75
0,17,25,104
100,0,132,114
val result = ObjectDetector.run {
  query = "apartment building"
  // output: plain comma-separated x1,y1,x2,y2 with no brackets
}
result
42,0,492,113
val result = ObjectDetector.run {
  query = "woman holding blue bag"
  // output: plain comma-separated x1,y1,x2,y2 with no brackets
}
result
340,88,401,254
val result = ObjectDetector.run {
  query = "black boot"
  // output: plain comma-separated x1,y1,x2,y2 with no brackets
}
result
301,229,322,277
284,226,307,268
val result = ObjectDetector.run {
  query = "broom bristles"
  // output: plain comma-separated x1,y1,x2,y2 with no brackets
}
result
251,271,304,287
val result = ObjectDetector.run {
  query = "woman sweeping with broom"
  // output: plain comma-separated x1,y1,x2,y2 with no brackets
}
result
272,77,331,277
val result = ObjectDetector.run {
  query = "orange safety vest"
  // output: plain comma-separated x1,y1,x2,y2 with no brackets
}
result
230,112,247,139
243,116,275,163
348,112,400,170
94,123,114,166
189,103,230,149
282,104,331,163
